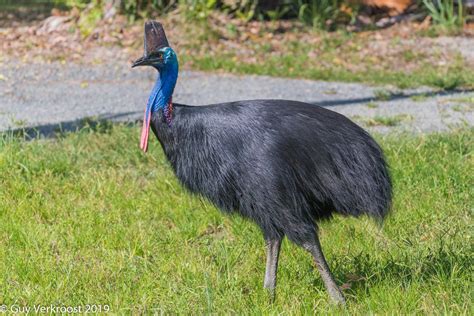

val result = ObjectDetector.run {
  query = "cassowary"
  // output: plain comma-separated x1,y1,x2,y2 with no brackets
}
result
132,21,391,304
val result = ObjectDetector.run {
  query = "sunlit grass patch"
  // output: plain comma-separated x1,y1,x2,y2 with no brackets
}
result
351,114,414,127
0,125,472,313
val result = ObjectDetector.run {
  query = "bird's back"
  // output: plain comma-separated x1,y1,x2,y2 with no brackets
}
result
151,100,392,242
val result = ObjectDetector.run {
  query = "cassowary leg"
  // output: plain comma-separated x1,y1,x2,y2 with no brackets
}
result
263,237,282,299
303,234,346,304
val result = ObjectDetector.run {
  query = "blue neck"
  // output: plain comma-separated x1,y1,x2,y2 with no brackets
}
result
146,62,179,120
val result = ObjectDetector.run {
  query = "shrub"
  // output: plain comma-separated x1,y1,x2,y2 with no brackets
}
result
422,0,465,31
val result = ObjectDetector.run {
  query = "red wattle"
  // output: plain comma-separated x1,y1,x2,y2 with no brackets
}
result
140,109,151,153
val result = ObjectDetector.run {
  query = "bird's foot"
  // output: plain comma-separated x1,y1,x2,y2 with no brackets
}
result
328,287,346,305
264,285,276,303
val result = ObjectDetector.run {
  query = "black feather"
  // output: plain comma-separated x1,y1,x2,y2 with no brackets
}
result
151,99,392,245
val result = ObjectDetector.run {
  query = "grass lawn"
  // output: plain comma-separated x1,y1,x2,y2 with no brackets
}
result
0,125,472,314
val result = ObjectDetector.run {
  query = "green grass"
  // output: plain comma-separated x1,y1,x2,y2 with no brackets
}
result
365,102,379,109
366,114,414,127
411,93,429,102
448,96,474,105
373,89,394,101
351,114,414,127
184,53,473,90
0,126,472,313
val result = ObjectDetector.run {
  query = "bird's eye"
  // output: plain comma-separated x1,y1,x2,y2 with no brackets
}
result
150,52,163,59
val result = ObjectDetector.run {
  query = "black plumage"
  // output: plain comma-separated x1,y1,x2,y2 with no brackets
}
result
133,21,392,304
152,100,391,241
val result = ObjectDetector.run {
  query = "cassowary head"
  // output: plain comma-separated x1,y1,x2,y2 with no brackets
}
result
132,21,179,153
132,21,177,70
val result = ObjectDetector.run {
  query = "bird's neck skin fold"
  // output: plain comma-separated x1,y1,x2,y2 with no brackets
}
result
140,53,179,152
146,62,179,122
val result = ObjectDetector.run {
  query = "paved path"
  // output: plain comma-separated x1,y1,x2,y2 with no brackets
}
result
0,61,472,136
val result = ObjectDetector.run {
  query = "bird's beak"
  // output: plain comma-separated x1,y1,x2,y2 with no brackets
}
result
132,56,153,68
131,56,150,68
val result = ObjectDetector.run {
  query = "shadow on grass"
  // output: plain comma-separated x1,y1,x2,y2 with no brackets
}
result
328,242,471,301
1,111,141,140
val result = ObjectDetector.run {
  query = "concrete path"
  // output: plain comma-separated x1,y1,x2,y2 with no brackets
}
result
0,61,472,136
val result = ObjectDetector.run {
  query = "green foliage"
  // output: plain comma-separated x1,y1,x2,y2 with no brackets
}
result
178,0,351,25
296,0,341,29
429,70,465,90
222,0,259,21
77,1,102,36
365,102,379,108
264,6,291,21
46,0,350,26
58,0,89,7
365,114,414,127
122,0,177,17
422,0,465,31
0,126,472,313
179,0,218,20
373,89,394,101
52,0,177,17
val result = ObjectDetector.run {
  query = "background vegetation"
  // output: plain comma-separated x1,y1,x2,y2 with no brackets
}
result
0,0,469,30
2,0,471,89
54,0,351,25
